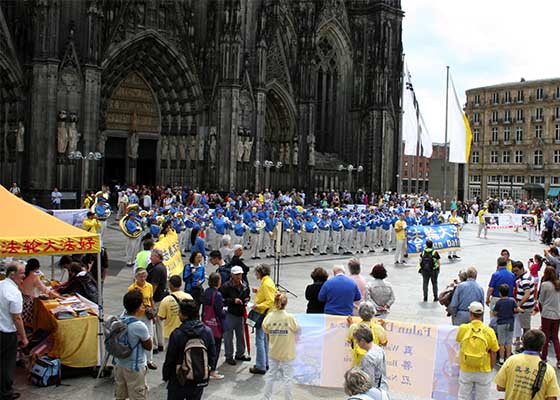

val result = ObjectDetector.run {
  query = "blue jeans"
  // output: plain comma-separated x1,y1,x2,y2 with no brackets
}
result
255,327,269,370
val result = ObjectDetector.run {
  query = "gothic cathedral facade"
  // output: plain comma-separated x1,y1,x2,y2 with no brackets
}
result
0,0,403,201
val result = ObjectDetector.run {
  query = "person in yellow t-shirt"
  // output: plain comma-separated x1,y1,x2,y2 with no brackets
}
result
500,248,513,272
250,264,278,375
262,292,299,400
157,275,193,345
477,206,489,239
82,211,101,234
393,213,407,264
346,302,388,367
455,301,499,400
495,329,560,400
127,268,157,370
447,209,462,260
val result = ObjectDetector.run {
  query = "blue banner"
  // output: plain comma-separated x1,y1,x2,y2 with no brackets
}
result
406,223,461,255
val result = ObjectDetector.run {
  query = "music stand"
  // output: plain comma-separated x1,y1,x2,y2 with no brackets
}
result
273,221,297,297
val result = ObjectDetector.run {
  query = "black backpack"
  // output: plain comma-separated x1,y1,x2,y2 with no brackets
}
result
176,330,209,388
420,250,436,272
217,263,232,284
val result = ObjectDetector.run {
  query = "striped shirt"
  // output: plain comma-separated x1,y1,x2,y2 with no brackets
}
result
515,271,535,309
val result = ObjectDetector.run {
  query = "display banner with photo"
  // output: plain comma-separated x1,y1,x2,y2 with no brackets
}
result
483,213,537,229
51,209,89,227
293,314,461,400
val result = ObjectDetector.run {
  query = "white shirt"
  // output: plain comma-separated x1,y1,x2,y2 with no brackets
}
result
0,278,23,333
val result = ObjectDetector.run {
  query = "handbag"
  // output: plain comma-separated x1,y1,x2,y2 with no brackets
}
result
247,309,268,329
202,291,222,338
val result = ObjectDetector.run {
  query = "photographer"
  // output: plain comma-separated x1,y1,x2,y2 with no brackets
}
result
544,247,560,277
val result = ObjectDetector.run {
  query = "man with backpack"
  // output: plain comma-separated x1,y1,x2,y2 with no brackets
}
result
495,329,560,400
455,301,499,400
113,290,153,400
417,239,441,302
162,299,216,400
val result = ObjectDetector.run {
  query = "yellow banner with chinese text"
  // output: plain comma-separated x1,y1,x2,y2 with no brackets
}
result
154,230,184,276
0,235,100,257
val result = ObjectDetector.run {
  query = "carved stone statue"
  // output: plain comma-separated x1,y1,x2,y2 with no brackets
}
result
188,135,197,161
279,142,286,164
16,121,24,152
57,110,69,154
284,142,291,165
161,135,169,161
97,131,107,153
237,136,245,162
198,130,207,161
307,133,316,166
169,136,178,160
209,132,217,164
178,136,187,161
128,132,139,159
67,112,80,153
292,139,299,166
243,136,253,162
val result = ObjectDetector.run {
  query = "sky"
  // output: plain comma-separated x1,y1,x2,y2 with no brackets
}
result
401,0,560,143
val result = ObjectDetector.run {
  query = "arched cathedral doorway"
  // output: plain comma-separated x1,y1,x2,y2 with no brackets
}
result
102,71,160,186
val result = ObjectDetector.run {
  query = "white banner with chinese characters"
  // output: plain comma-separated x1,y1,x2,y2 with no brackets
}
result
293,315,460,400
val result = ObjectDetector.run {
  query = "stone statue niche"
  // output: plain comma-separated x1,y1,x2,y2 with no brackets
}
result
67,112,81,153
292,138,299,166
237,136,245,162
16,121,24,153
57,110,69,154
243,132,253,163
128,132,139,159
208,129,217,165
307,133,316,166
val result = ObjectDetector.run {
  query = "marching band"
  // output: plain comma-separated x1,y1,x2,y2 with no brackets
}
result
111,194,463,260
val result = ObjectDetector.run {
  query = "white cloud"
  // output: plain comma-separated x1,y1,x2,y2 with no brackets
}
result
402,0,560,142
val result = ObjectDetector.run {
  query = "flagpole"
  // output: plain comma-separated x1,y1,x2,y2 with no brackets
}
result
443,66,450,211
415,112,421,193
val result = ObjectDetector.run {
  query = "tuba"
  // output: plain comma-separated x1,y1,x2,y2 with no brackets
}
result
119,214,143,239
120,203,142,238
91,193,111,220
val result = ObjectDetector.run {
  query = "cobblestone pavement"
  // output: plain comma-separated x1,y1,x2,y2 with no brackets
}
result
14,222,559,399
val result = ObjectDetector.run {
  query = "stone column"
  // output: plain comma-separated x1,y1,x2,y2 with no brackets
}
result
29,62,59,194
82,66,101,192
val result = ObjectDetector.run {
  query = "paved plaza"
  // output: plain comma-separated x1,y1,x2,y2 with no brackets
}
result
14,222,559,399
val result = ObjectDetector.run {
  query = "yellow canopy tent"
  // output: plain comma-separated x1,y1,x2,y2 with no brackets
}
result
0,184,105,370
0,184,100,257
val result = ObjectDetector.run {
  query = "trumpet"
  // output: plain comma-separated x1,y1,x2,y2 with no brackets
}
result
174,211,184,219
139,210,149,218
119,215,143,239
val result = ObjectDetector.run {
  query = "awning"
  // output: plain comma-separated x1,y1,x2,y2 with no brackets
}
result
548,187,560,197
0,185,100,256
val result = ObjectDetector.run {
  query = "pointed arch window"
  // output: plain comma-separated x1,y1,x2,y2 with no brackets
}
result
314,36,340,154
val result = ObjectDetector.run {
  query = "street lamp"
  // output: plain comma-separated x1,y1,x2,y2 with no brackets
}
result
337,164,363,192
68,151,103,205
254,160,261,192
264,160,274,190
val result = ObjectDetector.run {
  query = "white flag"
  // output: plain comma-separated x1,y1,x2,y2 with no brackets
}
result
419,111,432,158
402,64,419,156
448,73,473,164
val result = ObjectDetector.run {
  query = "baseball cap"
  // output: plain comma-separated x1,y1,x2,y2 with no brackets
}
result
231,266,243,275
468,301,484,314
